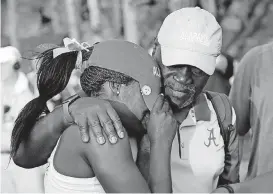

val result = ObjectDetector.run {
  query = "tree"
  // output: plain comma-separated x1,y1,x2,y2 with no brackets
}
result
87,0,100,30
49,0,62,34
65,0,80,40
122,0,139,44
7,0,19,48
112,0,122,37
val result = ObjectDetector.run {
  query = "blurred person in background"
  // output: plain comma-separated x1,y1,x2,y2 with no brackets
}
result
213,42,273,193
204,53,234,95
0,46,44,193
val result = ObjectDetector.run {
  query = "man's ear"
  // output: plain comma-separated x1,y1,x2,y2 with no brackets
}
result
109,82,121,95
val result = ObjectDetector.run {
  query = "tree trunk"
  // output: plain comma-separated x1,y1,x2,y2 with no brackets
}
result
122,0,139,44
87,0,100,30
65,0,80,40
7,0,19,48
112,0,122,37
50,0,62,34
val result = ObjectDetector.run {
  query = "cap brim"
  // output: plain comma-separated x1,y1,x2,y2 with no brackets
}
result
161,46,216,75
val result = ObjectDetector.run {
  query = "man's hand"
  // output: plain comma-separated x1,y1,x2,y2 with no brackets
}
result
147,94,178,147
69,97,125,144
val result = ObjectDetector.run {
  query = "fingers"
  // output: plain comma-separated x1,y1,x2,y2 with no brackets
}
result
75,116,89,143
162,98,171,112
107,106,125,139
152,93,165,113
87,114,106,145
97,111,118,144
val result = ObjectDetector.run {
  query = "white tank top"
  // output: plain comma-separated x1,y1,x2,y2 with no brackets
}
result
44,138,138,193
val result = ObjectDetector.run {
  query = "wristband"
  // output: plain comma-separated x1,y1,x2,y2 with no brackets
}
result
218,184,234,193
62,95,80,126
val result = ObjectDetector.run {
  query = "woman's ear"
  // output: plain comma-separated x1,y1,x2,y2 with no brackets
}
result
151,38,160,57
151,43,157,57
109,82,121,96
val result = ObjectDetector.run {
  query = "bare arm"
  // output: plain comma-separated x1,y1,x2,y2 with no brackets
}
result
84,130,151,193
213,170,273,193
12,97,129,169
136,134,150,181
149,142,172,193
84,129,172,193
231,170,273,193
13,106,66,168
84,95,175,193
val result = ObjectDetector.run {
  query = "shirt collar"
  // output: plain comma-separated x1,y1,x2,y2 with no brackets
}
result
180,93,211,127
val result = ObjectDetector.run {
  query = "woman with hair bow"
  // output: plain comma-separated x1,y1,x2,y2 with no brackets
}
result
11,38,178,193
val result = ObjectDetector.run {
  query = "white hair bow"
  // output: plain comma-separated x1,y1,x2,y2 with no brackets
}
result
53,37,91,69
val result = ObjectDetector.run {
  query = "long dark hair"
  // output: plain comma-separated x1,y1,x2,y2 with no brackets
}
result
11,44,134,158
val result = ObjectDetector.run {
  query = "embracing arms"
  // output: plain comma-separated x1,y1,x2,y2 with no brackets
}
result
13,106,66,168
82,94,177,193
13,97,126,168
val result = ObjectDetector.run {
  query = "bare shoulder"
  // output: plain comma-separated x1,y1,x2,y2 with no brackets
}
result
83,131,134,170
54,125,93,178
61,125,85,152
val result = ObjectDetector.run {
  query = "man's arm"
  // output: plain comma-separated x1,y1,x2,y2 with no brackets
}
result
213,170,273,193
149,141,172,193
231,170,273,193
136,134,150,181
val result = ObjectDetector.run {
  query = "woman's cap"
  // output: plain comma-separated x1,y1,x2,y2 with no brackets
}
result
87,40,161,110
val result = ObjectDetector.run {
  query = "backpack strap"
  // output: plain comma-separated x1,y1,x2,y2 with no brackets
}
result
205,91,240,185
205,91,234,146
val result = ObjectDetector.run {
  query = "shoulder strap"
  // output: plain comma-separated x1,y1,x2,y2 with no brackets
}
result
205,91,233,144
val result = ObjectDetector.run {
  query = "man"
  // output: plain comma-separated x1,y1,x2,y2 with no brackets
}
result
1,46,44,193
13,7,239,193
213,42,273,193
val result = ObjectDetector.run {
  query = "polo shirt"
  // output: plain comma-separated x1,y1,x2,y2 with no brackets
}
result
230,42,273,180
171,93,236,193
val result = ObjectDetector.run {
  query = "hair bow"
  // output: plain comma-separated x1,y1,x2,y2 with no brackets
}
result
53,37,91,70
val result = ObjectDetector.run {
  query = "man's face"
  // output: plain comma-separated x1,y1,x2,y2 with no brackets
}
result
153,45,209,110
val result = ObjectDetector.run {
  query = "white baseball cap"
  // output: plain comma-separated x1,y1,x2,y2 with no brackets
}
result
157,7,222,75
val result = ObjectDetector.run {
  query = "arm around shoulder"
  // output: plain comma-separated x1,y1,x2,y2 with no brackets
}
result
13,106,67,168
